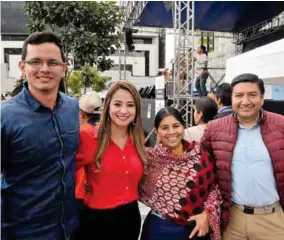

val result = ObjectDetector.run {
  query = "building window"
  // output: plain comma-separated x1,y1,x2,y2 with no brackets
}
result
132,37,153,44
145,51,149,77
2,35,28,41
4,48,22,70
112,64,133,75
199,31,214,52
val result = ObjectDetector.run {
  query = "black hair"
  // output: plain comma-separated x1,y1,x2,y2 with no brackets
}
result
200,45,208,56
195,97,218,123
215,83,232,106
231,73,265,96
154,107,185,129
86,113,101,126
80,106,101,126
21,31,65,62
11,84,24,97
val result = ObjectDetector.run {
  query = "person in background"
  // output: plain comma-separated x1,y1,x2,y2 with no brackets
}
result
184,97,218,142
73,91,102,239
4,93,12,100
1,31,79,239
201,73,284,239
76,80,147,240
194,45,209,97
209,83,233,119
139,107,222,240
79,91,102,127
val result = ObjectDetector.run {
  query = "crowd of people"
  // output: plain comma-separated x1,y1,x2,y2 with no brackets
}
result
1,31,284,240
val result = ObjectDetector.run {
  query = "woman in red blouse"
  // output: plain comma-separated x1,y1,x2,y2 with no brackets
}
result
139,107,222,240
76,80,147,240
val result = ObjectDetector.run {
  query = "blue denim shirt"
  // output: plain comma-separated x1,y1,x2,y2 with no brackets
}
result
1,84,80,239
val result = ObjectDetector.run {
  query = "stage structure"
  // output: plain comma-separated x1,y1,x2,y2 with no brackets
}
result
236,13,284,45
171,1,195,126
119,1,284,131
118,2,148,81
119,1,197,126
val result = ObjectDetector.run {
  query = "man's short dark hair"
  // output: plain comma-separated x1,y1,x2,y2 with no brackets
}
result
21,31,65,62
195,97,218,124
215,83,232,106
231,73,265,96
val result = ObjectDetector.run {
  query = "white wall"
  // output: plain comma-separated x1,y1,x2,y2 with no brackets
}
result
116,39,159,76
136,42,159,76
0,40,23,64
110,55,145,76
100,70,155,90
8,55,22,78
1,63,17,93
165,34,174,67
208,32,235,83
1,40,24,93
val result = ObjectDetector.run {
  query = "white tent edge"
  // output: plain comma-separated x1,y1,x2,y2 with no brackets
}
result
224,38,284,86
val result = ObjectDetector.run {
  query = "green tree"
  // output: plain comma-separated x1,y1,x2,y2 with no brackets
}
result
68,66,111,96
24,1,123,92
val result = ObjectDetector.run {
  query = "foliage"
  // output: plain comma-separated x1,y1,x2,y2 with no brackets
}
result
68,67,111,95
24,1,123,91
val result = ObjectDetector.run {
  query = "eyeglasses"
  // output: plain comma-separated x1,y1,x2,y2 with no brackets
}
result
24,59,65,69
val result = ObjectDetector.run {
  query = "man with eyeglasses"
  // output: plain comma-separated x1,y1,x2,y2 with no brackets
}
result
1,32,80,239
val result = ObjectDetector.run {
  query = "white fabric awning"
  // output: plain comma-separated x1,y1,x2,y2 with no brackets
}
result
225,38,284,85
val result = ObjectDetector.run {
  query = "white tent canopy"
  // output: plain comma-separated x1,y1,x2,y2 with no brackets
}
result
225,38,284,85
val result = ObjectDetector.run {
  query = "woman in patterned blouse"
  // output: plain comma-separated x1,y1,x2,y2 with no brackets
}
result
139,107,222,240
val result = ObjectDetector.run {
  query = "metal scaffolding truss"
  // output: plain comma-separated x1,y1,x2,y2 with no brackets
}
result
235,13,284,44
118,1,148,80
120,1,148,29
171,1,195,127
122,1,197,127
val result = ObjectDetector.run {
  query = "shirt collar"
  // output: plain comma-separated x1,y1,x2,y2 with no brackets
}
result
233,109,265,125
239,123,259,129
23,81,64,112
218,106,232,113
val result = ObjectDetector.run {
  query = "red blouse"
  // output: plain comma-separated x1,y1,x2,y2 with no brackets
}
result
76,128,143,209
75,123,97,200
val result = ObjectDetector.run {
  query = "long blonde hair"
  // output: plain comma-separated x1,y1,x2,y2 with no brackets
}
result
95,80,147,169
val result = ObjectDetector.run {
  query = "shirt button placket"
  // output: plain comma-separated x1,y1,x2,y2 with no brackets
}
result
122,156,129,191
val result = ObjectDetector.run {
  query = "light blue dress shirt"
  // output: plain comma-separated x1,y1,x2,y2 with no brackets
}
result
231,124,279,206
